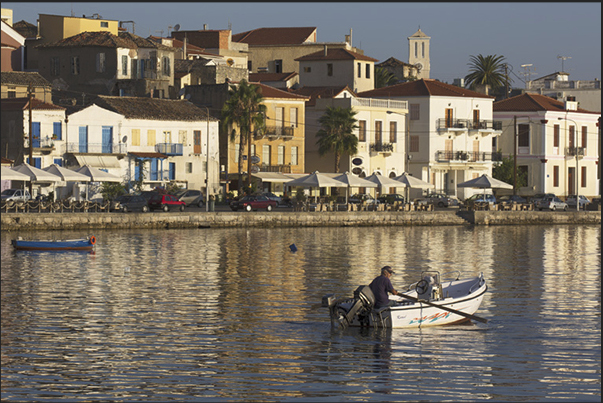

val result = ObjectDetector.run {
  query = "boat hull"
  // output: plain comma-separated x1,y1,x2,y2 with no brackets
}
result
12,238,95,251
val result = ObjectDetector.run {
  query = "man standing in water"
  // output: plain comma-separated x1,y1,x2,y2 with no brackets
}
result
369,266,400,308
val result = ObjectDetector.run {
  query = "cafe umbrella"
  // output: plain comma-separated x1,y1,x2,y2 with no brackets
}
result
284,171,348,202
331,171,378,203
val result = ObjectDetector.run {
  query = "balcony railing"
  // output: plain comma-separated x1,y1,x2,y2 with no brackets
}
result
565,146,585,157
437,118,469,131
262,126,294,139
436,150,503,163
156,143,183,156
468,119,503,131
370,142,394,152
63,142,127,154
260,164,292,173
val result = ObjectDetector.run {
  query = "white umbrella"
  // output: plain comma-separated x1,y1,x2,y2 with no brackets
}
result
285,171,347,202
457,174,513,190
74,165,121,182
332,171,377,203
364,172,404,199
12,163,63,182
1,166,31,181
43,164,91,182
394,172,434,202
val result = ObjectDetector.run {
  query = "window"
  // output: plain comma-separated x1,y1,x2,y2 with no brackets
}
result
186,162,193,173
194,130,201,154
132,129,140,146
445,108,453,128
100,21,108,28
410,104,420,120
53,122,62,140
53,158,63,166
553,166,559,187
518,124,529,147
179,130,187,145
290,108,298,128
389,121,397,143
163,131,172,143
581,126,587,149
581,166,587,187
415,43,418,58
291,146,298,166
473,109,480,128
422,42,425,58
374,121,382,143
357,63,361,78
365,64,370,79
553,124,560,147
51,57,60,76
327,63,333,76
262,145,271,166
7,87,16,98
247,61,252,72
358,120,366,142
147,129,156,146
278,145,285,165
71,56,80,75
96,52,106,73
163,57,170,76
303,66,311,73
122,55,128,76
410,135,419,152
274,59,282,74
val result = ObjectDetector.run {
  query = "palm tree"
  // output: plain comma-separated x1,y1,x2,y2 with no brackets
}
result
464,54,509,93
316,106,359,173
374,67,399,88
221,80,266,193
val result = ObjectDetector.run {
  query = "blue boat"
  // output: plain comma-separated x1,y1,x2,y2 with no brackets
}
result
12,236,96,251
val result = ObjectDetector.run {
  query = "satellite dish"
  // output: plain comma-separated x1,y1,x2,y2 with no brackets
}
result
414,62,423,71
122,136,127,143
173,24,180,32
227,58,235,66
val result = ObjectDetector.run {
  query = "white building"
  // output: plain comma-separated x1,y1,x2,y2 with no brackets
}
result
359,79,502,199
65,96,220,196
494,93,600,198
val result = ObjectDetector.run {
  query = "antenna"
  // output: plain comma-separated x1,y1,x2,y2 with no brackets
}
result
557,55,571,72
520,64,535,88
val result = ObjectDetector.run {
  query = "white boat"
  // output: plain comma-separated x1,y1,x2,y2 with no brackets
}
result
322,271,488,329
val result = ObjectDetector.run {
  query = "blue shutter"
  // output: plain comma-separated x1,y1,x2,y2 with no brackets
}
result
32,122,41,148
53,158,63,166
169,162,176,180
28,157,42,168
150,159,158,181
79,126,88,153
102,126,113,153
135,163,141,181
53,122,62,140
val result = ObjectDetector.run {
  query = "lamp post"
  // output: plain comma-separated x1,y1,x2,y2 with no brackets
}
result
558,116,580,211
204,106,210,212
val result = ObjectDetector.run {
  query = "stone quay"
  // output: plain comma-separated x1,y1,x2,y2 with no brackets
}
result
1,210,600,231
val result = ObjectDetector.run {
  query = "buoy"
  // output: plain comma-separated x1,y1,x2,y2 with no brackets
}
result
289,244,297,252
89,236,96,245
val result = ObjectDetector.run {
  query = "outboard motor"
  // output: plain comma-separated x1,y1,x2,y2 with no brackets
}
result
323,285,375,329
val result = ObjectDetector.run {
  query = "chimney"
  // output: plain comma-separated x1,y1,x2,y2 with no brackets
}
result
203,24,208,30
324,45,327,56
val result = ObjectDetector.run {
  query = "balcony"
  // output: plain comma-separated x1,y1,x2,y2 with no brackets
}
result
156,143,183,156
565,146,585,158
436,118,470,133
436,150,503,163
64,142,127,154
262,126,294,140
370,142,394,153
468,119,503,132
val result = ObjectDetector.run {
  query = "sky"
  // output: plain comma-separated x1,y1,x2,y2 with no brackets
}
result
4,2,601,87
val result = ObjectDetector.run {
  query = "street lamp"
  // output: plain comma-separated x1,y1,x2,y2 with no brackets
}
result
558,116,580,211
204,106,210,212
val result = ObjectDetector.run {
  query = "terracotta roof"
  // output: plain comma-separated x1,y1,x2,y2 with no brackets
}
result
295,47,378,62
493,93,599,114
291,86,355,106
13,20,37,38
1,97,65,111
233,27,317,45
149,36,206,54
92,96,218,121
1,71,51,86
251,83,309,100
119,32,173,50
376,57,414,68
35,31,171,50
174,58,211,73
357,79,493,99
249,72,298,82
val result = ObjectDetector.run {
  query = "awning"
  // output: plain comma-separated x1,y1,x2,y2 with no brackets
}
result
252,172,296,183
75,155,121,169
128,152,169,159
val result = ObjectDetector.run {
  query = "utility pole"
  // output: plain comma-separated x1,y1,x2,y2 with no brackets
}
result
28,84,33,195
504,64,509,99
513,115,517,195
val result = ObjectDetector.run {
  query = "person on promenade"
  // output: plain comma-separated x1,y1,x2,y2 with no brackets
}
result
369,266,400,309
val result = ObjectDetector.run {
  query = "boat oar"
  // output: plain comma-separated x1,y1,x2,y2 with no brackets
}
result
399,294,488,324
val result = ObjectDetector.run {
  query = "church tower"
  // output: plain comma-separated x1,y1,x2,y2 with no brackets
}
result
408,28,430,79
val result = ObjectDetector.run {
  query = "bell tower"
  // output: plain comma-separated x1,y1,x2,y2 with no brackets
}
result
408,28,430,79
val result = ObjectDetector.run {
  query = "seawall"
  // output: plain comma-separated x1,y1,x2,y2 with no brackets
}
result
1,210,600,231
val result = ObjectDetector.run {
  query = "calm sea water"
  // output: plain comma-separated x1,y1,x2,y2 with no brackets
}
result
1,225,600,402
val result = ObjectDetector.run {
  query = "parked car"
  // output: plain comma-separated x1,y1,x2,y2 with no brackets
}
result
113,194,149,213
139,190,161,203
175,189,204,207
498,195,527,204
377,194,405,205
259,192,282,205
148,193,185,212
1,189,32,202
230,195,277,212
349,194,380,204
422,193,459,208
536,196,568,211
465,193,496,209
530,193,555,206
565,195,590,210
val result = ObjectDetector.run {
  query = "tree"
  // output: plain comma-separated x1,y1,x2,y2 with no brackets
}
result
464,54,510,93
316,106,359,173
221,80,266,192
374,67,399,89
492,156,527,189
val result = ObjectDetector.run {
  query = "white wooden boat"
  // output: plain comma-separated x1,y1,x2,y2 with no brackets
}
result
322,271,488,329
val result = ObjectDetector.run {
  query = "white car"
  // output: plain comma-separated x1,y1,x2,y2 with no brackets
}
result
565,195,590,209
536,196,568,211
1,189,32,202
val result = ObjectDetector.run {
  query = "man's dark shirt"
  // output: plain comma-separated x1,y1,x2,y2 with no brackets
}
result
369,275,394,308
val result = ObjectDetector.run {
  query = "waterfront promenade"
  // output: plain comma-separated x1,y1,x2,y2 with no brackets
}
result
1,209,600,231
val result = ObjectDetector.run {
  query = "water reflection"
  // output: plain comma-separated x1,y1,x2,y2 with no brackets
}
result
1,225,600,401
